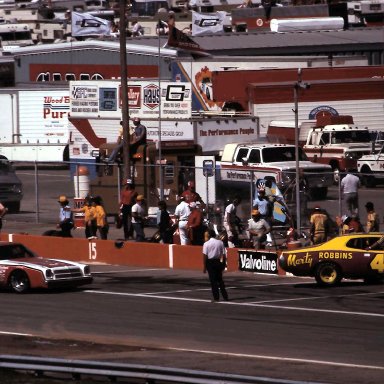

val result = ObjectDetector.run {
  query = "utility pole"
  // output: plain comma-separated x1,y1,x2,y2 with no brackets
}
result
119,0,130,181
294,68,310,235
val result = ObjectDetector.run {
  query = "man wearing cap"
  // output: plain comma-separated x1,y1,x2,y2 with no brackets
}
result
340,215,363,234
131,195,146,242
174,196,191,245
181,181,205,208
57,195,73,237
119,179,138,240
309,206,329,245
253,188,271,219
253,187,273,245
187,201,205,245
247,209,271,249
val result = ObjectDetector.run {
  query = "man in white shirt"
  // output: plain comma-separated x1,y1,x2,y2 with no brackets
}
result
174,197,191,245
203,229,229,302
223,197,241,248
131,195,146,242
341,172,361,216
247,209,271,249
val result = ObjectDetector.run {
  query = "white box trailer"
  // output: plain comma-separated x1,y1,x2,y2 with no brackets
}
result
0,88,70,162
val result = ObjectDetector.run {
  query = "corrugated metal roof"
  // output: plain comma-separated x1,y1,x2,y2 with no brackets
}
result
118,27,383,56
190,27,384,55
4,39,178,58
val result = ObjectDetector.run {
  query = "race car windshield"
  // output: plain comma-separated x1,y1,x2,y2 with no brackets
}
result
262,147,308,163
0,244,35,260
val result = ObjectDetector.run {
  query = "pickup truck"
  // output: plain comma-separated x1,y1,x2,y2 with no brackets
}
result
216,143,332,199
357,140,384,187
268,117,375,183
0,155,23,212
303,125,373,183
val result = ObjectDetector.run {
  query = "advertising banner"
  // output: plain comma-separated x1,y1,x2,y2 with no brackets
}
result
70,81,192,119
238,250,279,274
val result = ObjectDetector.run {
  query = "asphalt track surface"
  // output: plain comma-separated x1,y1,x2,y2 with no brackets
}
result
0,266,383,384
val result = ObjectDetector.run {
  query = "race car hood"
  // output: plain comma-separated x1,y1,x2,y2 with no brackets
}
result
4,257,78,268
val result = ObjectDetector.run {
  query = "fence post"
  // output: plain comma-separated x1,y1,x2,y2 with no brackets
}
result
34,161,40,224
338,171,342,219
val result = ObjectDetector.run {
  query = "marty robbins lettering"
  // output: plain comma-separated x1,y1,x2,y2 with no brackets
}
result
239,250,279,274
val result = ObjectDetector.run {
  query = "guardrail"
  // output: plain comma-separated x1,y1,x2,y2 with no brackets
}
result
0,355,326,384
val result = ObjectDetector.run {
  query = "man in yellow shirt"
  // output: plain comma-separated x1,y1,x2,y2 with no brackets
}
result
309,206,329,245
365,201,380,233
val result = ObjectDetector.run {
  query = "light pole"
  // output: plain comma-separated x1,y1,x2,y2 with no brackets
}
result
293,68,310,235
119,0,130,182
158,27,164,200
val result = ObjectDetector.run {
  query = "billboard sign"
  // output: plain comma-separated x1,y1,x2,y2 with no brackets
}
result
70,80,192,119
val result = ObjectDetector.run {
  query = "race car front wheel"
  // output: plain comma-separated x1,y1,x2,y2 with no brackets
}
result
9,271,30,293
315,262,342,286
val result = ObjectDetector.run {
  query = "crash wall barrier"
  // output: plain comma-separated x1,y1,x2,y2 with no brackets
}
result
0,232,286,275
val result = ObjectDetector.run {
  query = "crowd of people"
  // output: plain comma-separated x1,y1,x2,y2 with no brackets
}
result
49,170,382,249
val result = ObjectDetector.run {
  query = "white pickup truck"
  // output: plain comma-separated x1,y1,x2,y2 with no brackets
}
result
216,142,333,199
357,140,384,187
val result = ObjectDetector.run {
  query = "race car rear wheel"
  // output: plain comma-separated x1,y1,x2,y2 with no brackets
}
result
9,271,30,293
315,262,342,286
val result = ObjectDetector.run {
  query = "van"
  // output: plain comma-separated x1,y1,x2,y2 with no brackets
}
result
0,156,23,212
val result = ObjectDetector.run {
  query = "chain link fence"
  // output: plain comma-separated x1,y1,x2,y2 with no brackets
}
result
6,161,384,240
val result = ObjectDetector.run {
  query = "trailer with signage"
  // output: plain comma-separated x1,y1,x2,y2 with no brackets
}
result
0,88,70,162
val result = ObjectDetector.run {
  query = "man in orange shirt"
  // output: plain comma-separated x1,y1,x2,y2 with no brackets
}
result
187,202,205,245
119,179,138,240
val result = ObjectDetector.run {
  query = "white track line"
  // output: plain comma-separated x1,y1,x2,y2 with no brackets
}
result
92,268,168,274
85,290,384,317
0,331,34,337
166,347,384,371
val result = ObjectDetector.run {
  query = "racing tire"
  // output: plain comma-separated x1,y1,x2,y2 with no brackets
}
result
315,262,342,287
9,270,30,293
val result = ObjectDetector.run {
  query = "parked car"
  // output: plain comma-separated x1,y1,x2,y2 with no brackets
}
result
279,234,384,286
0,242,93,293
0,155,23,212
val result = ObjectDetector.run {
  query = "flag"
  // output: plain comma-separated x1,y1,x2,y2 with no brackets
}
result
167,24,208,56
192,11,228,36
71,12,111,37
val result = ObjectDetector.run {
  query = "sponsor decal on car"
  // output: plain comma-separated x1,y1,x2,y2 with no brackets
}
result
287,252,313,267
318,251,352,260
